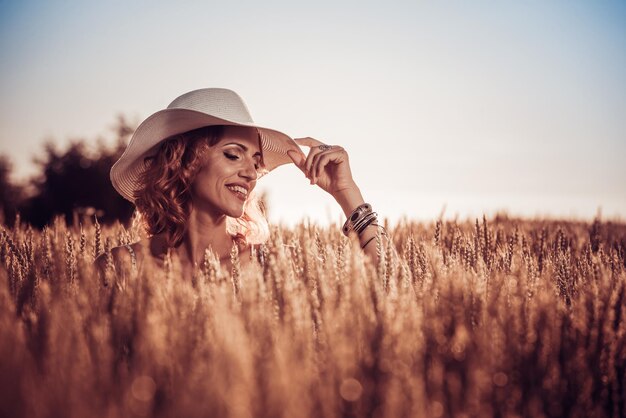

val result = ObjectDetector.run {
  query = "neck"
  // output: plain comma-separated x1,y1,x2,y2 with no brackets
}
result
151,209,235,268
182,209,234,265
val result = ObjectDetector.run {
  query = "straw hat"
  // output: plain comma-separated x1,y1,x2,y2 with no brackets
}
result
110,88,300,202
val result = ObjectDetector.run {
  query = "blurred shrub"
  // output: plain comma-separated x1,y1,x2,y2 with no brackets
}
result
0,155,23,225
0,116,135,228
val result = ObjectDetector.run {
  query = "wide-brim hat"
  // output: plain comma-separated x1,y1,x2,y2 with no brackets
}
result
110,88,300,202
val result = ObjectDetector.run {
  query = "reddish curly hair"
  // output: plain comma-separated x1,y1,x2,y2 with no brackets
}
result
134,126,270,248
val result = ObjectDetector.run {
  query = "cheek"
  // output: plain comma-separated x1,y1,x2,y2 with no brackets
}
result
193,176,216,194
198,154,231,178
194,159,219,184
191,169,217,194
190,155,235,197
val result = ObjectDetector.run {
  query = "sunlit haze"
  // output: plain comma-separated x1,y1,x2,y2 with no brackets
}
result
1,0,624,225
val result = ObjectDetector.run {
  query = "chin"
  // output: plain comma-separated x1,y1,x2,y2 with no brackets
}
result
225,205,246,218
231,210,245,218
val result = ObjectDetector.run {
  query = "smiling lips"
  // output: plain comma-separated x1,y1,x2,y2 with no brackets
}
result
226,184,249,201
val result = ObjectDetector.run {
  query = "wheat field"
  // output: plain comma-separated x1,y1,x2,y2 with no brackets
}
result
0,214,624,418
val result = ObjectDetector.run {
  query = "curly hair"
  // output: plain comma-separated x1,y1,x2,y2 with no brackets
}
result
133,125,270,248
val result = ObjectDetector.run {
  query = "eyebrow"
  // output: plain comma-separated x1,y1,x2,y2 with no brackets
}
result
224,142,262,157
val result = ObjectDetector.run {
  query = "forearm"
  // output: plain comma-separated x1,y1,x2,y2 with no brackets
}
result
332,184,382,264
333,184,365,217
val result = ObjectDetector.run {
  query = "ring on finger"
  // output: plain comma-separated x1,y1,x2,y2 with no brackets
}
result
318,144,334,151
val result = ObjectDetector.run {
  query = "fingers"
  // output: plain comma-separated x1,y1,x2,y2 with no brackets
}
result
294,137,325,148
305,147,324,178
287,150,306,171
306,145,341,179
293,137,327,177
311,147,346,183
315,150,344,180
292,138,347,184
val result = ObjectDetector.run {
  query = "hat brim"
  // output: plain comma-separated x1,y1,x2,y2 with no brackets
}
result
110,108,301,202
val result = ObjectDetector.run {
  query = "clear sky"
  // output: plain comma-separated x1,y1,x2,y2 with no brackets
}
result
1,0,625,225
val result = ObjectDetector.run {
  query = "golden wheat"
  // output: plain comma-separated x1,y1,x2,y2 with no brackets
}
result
0,214,624,418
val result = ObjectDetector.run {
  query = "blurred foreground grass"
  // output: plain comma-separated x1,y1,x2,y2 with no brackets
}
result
1,215,625,418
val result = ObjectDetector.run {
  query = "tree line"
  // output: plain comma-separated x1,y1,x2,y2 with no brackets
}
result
0,116,136,228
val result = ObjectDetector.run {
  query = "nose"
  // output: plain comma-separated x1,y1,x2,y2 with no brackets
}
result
239,160,259,182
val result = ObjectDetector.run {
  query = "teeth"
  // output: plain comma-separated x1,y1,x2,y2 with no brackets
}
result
227,185,248,197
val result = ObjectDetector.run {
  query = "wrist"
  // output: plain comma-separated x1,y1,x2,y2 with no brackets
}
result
333,183,365,217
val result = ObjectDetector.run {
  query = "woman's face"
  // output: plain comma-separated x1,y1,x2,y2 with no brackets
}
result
190,126,263,219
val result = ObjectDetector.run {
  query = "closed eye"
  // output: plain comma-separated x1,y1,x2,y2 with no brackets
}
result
225,152,261,170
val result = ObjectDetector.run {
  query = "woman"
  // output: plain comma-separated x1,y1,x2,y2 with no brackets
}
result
98,88,386,279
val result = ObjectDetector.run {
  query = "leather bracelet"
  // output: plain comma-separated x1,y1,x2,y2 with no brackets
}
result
369,223,388,236
361,236,377,249
342,203,372,236
354,212,377,235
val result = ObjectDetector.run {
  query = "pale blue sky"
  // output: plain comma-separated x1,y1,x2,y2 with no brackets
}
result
1,0,625,224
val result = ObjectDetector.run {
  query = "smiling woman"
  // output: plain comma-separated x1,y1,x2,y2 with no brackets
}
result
190,128,263,221
96,88,391,280
133,125,268,253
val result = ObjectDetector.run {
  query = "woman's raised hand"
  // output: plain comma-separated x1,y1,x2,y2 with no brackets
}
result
287,137,387,266
287,137,358,197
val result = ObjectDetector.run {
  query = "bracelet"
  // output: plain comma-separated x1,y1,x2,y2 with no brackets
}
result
354,212,377,235
342,203,373,236
361,236,377,249
369,223,388,236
